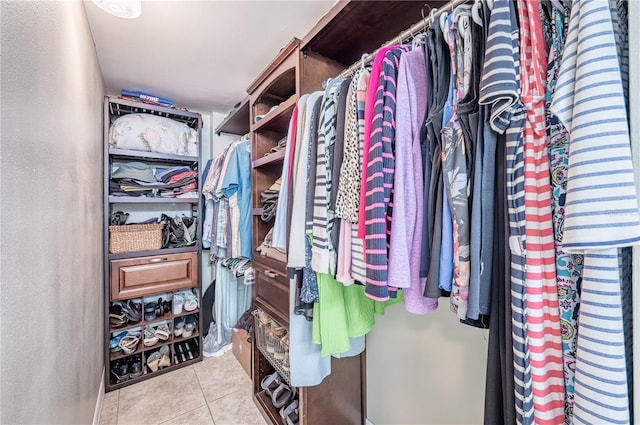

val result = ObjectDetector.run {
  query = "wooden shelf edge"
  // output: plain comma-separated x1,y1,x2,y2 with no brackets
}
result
215,95,250,136
250,96,297,133
109,148,199,163
252,149,286,169
109,196,199,204
247,38,301,95
108,246,199,260
254,391,283,425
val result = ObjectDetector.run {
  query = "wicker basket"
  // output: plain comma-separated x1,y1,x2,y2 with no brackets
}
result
109,222,164,253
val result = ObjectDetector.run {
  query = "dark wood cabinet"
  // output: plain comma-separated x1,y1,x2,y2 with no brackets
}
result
110,251,198,300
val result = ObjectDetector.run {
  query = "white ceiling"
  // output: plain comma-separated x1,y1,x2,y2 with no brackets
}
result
84,0,336,114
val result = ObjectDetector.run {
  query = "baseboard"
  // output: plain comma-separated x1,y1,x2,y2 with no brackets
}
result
92,367,105,425
366,418,375,425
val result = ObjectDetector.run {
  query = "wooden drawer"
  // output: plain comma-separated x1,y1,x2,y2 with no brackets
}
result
253,263,289,327
110,252,198,300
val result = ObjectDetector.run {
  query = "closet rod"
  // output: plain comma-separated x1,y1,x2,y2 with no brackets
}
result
334,0,471,80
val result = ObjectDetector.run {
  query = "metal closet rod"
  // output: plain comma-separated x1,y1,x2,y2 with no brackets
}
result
334,0,471,80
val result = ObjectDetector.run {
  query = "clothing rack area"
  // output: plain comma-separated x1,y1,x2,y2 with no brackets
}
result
269,0,637,424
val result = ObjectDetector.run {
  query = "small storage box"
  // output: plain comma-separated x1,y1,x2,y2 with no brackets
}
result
109,223,164,253
232,328,252,377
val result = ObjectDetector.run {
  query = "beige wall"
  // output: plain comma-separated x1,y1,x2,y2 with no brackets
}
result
1,1,105,423
366,304,488,424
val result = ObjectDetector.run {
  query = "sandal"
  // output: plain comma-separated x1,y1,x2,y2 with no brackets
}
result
182,315,197,338
119,332,141,354
260,371,281,397
128,356,142,379
280,399,299,425
174,317,186,337
146,350,162,372
158,345,171,368
144,302,157,321
271,382,293,409
110,331,128,352
155,323,170,340
122,299,142,323
143,326,159,347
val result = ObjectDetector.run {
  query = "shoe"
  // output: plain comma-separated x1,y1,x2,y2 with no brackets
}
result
260,371,281,397
109,303,128,328
172,293,184,315
143,326,159,347
158,345,171,368
119,332,141,354
146,350,162,372
183,291,198,312
280,400,299,425
182,315,197,338
174,317,186,337
110,331,128,352
110,360,129,384
154,323,170,341
144,303,156,321
162,300,171,315
128,356,143,379
122,299,142,323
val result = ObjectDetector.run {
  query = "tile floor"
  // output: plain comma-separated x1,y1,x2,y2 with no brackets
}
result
100,350,268,425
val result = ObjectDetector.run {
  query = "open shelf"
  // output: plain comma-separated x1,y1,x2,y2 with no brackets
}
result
108,246,198,260
251,96,297,133
215,95,250,136
109,196,199,204
252,149,286,169
107,95,201,129
109,148,199,163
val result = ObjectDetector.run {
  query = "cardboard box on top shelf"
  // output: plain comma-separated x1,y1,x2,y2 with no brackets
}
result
232,328,251,377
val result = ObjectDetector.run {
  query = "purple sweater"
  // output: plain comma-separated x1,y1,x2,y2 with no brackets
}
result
388,47,438,314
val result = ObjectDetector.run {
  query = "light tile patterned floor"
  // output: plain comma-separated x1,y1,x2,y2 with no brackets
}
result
100,351,267,425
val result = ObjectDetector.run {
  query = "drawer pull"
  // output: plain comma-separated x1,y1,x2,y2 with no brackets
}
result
264,270,278,278
149,257,168,263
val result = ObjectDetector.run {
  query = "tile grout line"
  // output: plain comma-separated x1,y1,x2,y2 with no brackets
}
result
193,362,217,424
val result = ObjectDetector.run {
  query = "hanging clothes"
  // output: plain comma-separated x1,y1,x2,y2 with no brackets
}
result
550,1,640,423
389,44,438,314
478,1,532,423
442,5,473,319
543,3,581,423
363,45,410,301
517,0,565,422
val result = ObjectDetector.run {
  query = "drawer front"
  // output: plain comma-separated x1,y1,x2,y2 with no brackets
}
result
110,252,198,300
254,264,289,326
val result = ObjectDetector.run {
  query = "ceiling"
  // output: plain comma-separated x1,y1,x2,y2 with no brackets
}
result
84,0,337,114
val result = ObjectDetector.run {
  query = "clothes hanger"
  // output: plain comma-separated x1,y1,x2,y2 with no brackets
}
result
360,53,369,71
472,0,483,27
440,10,449,37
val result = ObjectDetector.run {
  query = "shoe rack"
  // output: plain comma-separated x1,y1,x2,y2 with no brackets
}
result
103,96,204,391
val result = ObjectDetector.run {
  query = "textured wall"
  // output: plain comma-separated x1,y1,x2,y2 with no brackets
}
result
366,304,488,424
1,1,105,423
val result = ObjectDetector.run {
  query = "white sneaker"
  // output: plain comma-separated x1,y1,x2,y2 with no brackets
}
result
183,291,198,312
172,293,184,315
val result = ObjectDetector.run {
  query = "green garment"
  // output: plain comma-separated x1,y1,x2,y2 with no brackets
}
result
312,273,402,357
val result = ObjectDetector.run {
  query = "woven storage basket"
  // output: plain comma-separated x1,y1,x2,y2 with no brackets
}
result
109,222,164,253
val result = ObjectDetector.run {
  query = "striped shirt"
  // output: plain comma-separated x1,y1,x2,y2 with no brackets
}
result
479,1,533,423
364,46,409,301
551,1,639,424
518,1,565,423
311,80,344,275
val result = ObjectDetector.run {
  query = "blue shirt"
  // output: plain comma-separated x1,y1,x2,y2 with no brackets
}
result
221,140,252,258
